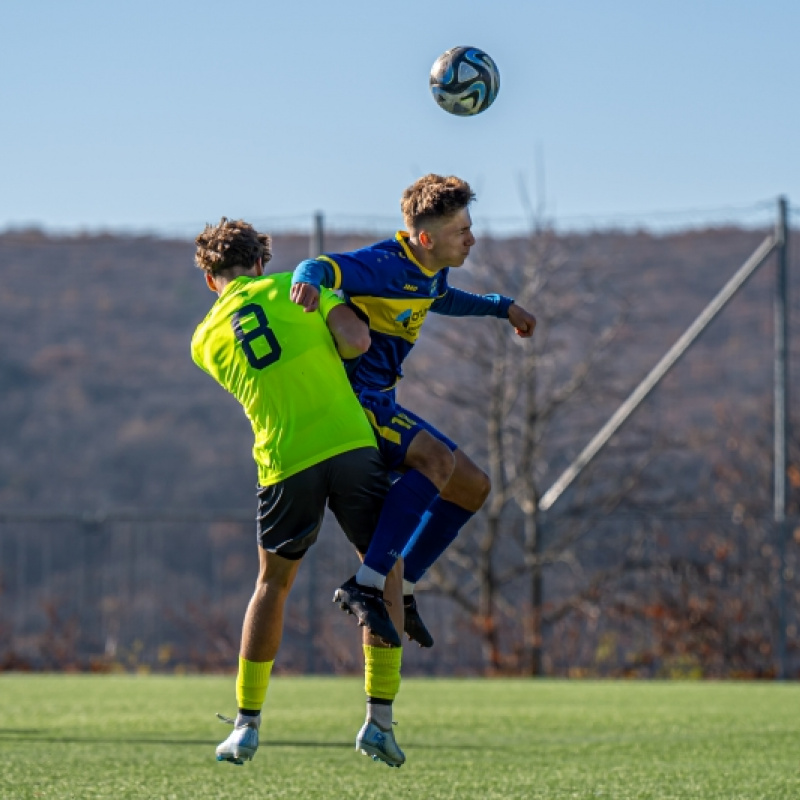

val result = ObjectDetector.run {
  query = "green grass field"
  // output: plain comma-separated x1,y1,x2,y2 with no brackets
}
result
1,675,798,799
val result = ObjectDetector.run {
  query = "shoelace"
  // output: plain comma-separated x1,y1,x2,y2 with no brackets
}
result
216,712,260,729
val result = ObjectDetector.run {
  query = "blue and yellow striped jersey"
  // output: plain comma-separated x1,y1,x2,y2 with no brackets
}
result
293,231,513,391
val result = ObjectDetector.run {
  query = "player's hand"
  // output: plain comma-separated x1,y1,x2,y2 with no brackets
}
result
290,282,320,312
508,303,536,338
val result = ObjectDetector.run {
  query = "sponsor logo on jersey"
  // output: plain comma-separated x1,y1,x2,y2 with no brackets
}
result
395,307,429,334
403,284,419,292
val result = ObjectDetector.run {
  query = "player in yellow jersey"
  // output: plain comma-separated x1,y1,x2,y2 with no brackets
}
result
192,218,418,768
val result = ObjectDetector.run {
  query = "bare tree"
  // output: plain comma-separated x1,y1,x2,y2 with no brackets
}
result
402,227,631,673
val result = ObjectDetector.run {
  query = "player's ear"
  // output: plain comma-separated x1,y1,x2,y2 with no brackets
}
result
254,257,264,276
205,272,218,294
419,230,433,249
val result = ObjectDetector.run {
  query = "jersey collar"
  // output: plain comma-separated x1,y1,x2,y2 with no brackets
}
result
395,231,438,278
218,274,254,300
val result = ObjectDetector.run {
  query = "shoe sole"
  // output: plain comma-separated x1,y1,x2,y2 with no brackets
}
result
216,746,256,765
333,591,400,647
403,603,434,648
405,628,434,648
216,753,253,766
357,743,404,768
332,591,359,619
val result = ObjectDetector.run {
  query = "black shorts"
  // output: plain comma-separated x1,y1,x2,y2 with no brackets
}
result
255,447,390,559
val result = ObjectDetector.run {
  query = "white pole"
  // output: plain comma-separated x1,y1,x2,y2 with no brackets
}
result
539,232,779,512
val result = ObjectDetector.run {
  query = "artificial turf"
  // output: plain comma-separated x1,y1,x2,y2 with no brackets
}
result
1,675,798,799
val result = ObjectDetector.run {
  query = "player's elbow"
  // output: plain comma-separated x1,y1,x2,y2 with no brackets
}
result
352,328,372,355
338,329,371,359
327,306,371,358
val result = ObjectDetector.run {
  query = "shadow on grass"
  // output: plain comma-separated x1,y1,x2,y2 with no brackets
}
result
0,729,487,750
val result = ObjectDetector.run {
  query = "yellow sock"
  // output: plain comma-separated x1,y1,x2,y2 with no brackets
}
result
235,657,274,712
363,646,402,701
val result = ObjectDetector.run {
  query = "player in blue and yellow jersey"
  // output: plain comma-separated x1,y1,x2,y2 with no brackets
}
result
192,218,423,769
291,175,537,648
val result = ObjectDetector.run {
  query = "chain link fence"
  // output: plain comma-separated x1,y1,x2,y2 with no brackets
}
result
2,509,797,677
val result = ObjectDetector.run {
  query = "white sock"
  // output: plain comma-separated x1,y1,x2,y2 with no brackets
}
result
367,701,393,731
234,712,261,729
355,565,386,591
402,579,415,596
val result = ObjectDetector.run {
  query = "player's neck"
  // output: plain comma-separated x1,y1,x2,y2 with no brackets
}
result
406,238,447,273
210,273,244,294
208,264,262,295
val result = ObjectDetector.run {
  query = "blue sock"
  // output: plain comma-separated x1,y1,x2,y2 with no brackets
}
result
362,470,439,577
401,497,474,584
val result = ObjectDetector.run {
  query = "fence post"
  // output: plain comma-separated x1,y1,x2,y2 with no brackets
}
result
774,196,789,680
310,212,324,259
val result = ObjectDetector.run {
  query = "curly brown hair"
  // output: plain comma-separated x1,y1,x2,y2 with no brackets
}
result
400,174,476,231
194,217,272,275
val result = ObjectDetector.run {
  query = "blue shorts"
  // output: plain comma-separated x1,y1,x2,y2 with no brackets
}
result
357,388,457,471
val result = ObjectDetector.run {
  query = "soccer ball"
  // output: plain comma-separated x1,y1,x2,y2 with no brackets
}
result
429,46,500,117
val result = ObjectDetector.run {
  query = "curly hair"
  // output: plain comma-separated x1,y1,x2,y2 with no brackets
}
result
194,217,272,275
400,174,476,231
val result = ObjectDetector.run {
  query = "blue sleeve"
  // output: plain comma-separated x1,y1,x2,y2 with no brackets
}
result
292,249,389,295
431,286,514,318
292,258,337,290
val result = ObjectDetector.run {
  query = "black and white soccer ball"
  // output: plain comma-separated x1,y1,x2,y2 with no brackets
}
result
429,46,500,117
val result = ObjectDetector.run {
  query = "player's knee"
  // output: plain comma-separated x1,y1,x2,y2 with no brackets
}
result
409,438,455,490
256,576,294,607
427,444,456,489
473,469,491,507
441,466,490,511
258,556,300,595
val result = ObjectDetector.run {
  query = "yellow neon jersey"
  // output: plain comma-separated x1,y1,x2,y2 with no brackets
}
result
191,272,376,486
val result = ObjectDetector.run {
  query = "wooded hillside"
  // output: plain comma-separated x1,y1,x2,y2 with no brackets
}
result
1,226,797,676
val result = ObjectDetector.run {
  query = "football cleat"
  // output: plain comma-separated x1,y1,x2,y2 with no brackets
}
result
333,577,401,647
403,594,434,648
356,721,405,768
215,713,260,765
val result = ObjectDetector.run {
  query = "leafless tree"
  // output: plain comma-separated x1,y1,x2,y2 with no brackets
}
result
402,227,635,673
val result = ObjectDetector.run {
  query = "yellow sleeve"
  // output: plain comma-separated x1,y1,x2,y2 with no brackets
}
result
318,287,344,321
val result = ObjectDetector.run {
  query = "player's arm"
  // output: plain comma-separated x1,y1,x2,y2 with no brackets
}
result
506,302,536,338
291,252,384,312
431,285,513,317
290,258,336,312
319,288,371,359
431,286,536,338
190,331,214,376
326,305,371,359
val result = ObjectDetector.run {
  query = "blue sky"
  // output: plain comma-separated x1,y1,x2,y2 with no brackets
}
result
2,0,797,235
